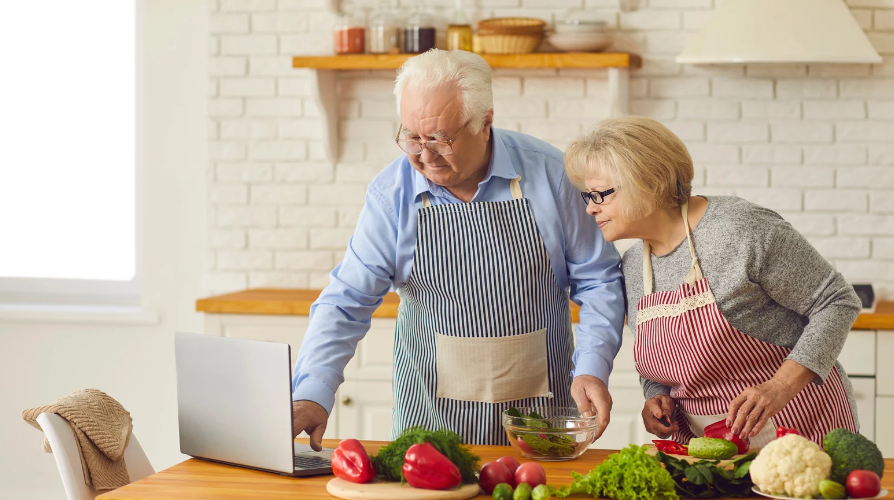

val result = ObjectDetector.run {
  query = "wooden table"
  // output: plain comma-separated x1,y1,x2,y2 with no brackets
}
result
99,439,894,500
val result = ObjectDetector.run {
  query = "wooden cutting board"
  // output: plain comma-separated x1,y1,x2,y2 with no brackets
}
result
644,444,758,467
326,478,482,500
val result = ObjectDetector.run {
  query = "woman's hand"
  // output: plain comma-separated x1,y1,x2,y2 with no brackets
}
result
571,375,612,441
642,394,678,437
726,360,814,439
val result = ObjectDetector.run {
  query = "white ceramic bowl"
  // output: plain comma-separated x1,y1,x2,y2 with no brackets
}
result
547,32,613,52
555,20,607,35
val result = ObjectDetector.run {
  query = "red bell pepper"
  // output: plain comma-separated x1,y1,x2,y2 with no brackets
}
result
776,426,801,439
653,439,689,456
402,442,462,490
331,439,376,484
703,419,750,454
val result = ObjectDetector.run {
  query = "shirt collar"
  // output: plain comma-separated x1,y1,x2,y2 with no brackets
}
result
412,128,519,199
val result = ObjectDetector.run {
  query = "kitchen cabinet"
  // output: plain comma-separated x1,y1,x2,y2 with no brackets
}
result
850,377,876,442
877,397,894,457
200,295,893,453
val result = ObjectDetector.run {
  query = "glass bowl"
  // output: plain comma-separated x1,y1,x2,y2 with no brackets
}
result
501,407,600,461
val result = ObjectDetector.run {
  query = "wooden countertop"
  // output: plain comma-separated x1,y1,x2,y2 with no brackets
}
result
196,288,894,330
96,439,894,500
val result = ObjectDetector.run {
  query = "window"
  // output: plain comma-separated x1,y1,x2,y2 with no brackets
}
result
0,1,138,306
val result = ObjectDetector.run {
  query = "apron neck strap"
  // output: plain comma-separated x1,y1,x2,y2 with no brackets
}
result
642,201,703,295
509,176,523,200
420,176,523,209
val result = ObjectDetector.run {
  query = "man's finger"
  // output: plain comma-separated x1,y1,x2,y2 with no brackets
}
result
573,390,593,418
309,422,327,452
659,396,675,419
292,416,309,440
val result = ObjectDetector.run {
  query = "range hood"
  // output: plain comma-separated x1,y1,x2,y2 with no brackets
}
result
677,0,882,64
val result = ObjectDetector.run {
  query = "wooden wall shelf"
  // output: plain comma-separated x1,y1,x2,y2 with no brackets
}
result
292,52,641,70
293,52,640,163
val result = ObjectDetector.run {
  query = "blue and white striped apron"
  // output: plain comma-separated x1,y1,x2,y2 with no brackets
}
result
392,177,575,445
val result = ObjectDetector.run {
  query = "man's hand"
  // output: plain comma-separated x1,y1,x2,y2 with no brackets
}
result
641,394,678,437
292,400,329,451
571,375,612,441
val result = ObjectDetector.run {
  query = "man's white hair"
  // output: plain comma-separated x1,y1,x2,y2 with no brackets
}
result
394,49,494,135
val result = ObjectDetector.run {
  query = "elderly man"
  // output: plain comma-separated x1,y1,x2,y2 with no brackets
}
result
292,50,624,448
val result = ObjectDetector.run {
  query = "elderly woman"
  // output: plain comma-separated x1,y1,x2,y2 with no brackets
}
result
564,116,861,446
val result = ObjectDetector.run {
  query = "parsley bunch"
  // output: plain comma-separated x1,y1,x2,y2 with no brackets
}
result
370,426,480,484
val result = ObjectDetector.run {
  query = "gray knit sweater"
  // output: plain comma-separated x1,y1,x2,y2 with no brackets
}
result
622,196,863,426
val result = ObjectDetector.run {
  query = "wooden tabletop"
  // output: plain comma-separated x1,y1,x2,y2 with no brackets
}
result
196,288,894,330
99,439,894,500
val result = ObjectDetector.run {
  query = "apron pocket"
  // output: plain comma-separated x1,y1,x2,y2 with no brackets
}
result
435,328,550,404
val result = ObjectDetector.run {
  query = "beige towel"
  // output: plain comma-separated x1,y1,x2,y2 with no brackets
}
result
22,389,133,491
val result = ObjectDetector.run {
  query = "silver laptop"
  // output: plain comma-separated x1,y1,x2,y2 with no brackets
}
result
174,331,333,476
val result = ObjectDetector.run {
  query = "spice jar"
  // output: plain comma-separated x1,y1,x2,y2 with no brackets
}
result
403,6,436,53
368,0,401,54
334,2,365,54
446,0,472,51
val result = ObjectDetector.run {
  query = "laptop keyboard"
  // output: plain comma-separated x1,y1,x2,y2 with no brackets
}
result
294,455,331,470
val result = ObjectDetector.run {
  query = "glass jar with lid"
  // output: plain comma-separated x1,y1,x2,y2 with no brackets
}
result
333,1,366,55
445,0,472,51
403,5,436,53
368,0,401,54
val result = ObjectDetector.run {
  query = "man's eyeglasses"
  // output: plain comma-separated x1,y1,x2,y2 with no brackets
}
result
580,187,617,205
395,119,473,156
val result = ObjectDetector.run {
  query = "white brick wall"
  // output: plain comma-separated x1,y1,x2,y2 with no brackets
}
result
207,0,894,298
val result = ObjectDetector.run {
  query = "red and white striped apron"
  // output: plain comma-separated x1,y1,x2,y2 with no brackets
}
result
634,202,857,446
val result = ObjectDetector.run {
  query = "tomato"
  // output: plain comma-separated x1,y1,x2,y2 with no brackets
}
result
479,462,513,494
516,437,534,455
514,462,547,489
846,470,881,499
496,456,521,481
775,426,801,439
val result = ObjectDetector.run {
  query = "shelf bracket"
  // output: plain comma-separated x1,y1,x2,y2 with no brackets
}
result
608,67,630,117
309,69,339,163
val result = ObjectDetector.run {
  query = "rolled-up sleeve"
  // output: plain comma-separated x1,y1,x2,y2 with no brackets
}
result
554,172,626,386
291,187,398,413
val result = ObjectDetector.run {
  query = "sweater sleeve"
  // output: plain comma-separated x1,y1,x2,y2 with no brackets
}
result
641,377,672,400
755,223,862,384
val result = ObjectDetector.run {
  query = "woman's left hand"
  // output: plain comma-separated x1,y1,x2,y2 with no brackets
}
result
727,360,815,439
726,378,793,439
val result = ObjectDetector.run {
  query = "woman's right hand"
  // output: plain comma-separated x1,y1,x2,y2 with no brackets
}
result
641,394,679,438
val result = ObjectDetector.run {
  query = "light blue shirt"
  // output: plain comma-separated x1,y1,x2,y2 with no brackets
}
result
292,128,625,414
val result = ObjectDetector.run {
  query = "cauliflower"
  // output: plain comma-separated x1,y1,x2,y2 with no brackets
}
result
750,434,832,499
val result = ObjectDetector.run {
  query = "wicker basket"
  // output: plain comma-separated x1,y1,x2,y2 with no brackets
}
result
477,17,545,54
478,17,546,34
478,34,543,54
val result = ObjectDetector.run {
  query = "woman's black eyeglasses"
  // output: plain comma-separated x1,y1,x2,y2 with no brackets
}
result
580,187,617,205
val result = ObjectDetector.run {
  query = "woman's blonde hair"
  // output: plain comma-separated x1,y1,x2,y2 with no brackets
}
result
565,116,694,221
